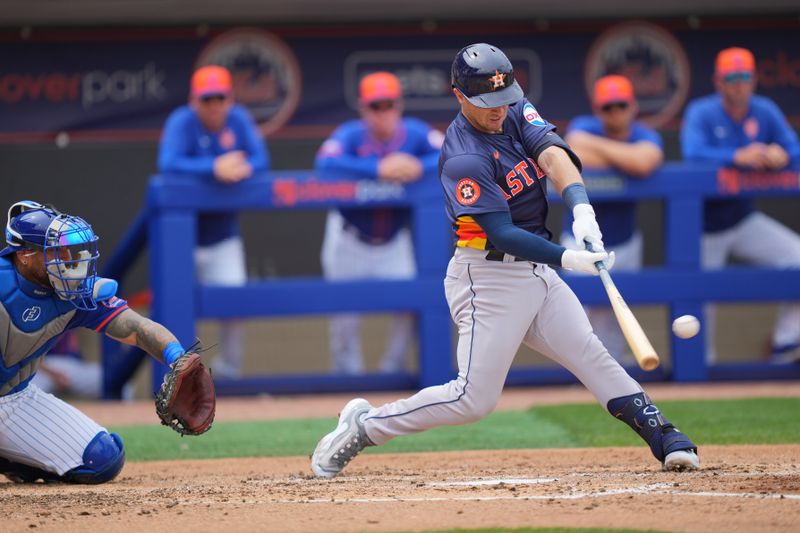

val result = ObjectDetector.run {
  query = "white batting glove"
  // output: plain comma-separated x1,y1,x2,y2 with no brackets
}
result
561,249,615,276
572,204,604,251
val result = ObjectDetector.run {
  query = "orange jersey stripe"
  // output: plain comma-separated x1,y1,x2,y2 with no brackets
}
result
455,216,488,249
94,304,129,332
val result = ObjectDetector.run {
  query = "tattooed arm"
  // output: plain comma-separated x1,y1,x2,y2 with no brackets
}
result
105,309,178,365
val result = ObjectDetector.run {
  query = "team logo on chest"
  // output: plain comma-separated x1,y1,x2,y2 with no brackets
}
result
22,306,41,322
219,128,236,150
456,178,481,205
744,117,759,140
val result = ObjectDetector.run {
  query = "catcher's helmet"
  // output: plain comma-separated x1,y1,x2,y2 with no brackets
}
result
4,200,99,310
451,43,524,108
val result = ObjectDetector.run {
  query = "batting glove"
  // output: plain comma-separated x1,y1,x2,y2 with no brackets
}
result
561,249,615,275
572,204,604,251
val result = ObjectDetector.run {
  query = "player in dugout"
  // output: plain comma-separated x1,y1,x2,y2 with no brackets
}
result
560,74,664,365
315,71,444,375
681,46,800,364
158,65,269,379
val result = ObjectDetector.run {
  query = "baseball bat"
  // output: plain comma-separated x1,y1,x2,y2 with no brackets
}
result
586,242,660,371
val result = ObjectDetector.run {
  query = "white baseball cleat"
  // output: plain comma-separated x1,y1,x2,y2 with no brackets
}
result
663,449,700,471
311,398,374,478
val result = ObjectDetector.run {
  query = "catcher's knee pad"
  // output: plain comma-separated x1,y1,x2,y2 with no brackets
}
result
63,431,125,484
607,392,697,463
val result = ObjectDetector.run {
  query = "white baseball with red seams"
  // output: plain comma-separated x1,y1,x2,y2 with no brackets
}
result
672,315,701,339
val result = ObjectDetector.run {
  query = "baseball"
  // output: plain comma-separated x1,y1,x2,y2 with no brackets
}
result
672,315,700,339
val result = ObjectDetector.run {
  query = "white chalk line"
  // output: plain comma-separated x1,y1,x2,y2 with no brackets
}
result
200,481,800,505
427,477,557,486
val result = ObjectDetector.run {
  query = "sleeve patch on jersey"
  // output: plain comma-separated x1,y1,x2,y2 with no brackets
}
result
523,103,547,127
102,296,125,309
317,139,344,158
456,178,481,205
427,129,445,149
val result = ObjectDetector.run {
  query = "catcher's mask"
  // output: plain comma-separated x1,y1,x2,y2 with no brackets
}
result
451,43,524,108
4,200,100,310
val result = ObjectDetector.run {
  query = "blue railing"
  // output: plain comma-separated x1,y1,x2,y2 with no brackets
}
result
103,163,800,397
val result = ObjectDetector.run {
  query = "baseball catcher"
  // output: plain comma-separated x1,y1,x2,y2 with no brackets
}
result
0,200,216,484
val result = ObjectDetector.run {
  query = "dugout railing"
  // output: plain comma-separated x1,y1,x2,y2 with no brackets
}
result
101,164,800,398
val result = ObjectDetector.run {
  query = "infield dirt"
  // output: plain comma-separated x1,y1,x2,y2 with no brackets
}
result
3,382,800,533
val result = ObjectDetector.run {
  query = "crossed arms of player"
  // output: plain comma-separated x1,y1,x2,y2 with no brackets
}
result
565,131,663,177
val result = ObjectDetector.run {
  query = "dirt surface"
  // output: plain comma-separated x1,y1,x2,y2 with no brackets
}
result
3,382,800,533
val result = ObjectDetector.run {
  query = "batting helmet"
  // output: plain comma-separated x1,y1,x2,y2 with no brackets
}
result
451,43,524,108
4,200,99,310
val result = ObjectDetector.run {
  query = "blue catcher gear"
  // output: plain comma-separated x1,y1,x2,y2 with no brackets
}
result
0,432,124,484
63,431,125,484
451,43,524,108
4,200,99,310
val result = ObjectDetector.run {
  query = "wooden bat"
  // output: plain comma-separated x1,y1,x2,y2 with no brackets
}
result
586,242,660,371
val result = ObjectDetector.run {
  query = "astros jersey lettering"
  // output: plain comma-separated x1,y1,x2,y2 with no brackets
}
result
439,99,575,250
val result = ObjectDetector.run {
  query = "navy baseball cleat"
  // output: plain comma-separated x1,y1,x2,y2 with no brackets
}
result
311,398,374,478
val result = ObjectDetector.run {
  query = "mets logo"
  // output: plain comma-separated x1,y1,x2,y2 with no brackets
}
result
744,117,760,140
22,306,41,322
456,178,481,206
196,28,302,136
585,21,690,128
488,70,506,90
523,103,546,127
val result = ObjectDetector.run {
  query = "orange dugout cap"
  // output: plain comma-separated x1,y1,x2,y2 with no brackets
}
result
191,65,233,98
593,75,635,107
359,72,402,104
715,47,755,77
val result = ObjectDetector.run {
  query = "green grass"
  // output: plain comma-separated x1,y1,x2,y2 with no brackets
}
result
109,397,800,462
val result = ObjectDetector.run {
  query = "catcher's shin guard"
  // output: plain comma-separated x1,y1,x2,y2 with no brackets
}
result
607,392,699,469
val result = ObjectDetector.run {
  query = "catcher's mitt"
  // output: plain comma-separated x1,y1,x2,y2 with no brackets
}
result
155,352,216,436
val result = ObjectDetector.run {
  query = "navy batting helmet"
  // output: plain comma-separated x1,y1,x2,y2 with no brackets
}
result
451,43,524,108
4,200,99,310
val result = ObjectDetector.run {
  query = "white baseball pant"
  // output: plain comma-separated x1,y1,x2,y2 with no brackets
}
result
362,247,643,444
195,236,247,378
702,211,800,362
321,210,416,374
0,384,106,475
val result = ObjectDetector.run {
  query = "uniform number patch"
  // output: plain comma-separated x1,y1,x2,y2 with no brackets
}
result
523,103,546,127
456,178,481,205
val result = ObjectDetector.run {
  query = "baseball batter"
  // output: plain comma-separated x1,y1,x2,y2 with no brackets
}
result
0,201,210,483
311,43,699,478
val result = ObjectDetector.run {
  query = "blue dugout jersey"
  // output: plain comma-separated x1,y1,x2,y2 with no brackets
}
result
0,255,129,396
563,115,663,247
439,99,578,251
158,104,270,246
315,117,443,244
681,93,800,233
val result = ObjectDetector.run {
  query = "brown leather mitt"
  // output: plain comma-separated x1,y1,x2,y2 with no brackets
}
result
155,353,216,436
